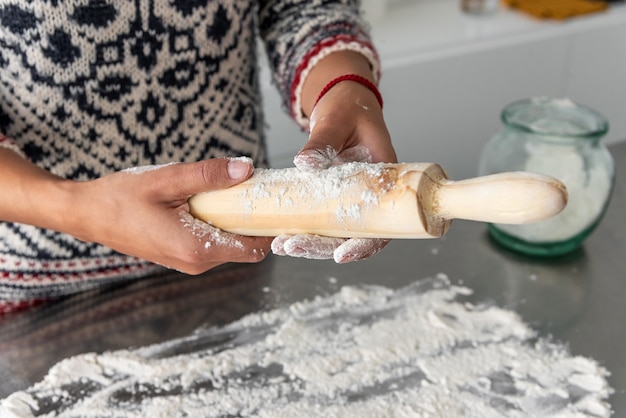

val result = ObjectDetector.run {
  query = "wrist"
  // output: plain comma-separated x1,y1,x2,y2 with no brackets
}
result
313,74,383,110
50,178,92,241
300,50,377,119
21,175,85,238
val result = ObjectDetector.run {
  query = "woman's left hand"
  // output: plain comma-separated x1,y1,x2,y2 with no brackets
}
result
272,68,397,263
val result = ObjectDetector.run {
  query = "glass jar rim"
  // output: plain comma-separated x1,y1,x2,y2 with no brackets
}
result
501,97,609,139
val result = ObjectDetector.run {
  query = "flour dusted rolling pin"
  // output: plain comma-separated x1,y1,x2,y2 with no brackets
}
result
188,162,567,239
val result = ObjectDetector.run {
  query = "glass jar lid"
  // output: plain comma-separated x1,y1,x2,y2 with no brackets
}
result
502,97,609,139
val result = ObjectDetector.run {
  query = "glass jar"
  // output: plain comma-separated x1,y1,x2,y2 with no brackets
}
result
478,97,615,257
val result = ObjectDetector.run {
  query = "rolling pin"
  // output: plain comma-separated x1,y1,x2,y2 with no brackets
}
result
188,162,567,239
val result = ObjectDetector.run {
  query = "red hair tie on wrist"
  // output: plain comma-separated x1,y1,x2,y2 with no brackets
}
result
314,74,383,110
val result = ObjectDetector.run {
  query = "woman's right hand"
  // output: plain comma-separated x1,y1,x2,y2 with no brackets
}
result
66,158,273,274
0,148,272,274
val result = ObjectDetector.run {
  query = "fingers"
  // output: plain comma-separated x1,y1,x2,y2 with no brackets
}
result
270,235,290,256
333,238,390,264
272,235,389,263
136,157,254,198
272,234,346,260
183,156,254,195
178,211,272,271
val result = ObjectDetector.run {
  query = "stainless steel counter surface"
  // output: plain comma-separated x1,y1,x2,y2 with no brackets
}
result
1,142,625,414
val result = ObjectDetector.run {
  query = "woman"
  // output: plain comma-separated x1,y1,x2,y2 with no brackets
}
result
0,0,397,313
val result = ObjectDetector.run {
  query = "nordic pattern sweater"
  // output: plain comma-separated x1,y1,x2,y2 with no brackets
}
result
0,0,379,313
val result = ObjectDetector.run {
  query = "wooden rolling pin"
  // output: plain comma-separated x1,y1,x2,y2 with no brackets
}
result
188,162,567,239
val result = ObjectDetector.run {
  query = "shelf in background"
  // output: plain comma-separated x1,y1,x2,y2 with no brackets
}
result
371,0,626,66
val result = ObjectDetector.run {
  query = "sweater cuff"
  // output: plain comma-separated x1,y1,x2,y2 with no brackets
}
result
289,35,381,130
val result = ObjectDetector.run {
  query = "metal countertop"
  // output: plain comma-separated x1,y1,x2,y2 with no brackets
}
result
1,142,624,413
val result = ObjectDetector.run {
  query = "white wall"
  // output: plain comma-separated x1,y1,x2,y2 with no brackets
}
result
261,1,626,179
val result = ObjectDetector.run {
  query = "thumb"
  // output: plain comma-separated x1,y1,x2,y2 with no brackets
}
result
294,120,345,172
293,145,337,172
165,157,254,197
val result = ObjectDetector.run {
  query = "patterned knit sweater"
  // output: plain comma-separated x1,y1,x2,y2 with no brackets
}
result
0,0,379,313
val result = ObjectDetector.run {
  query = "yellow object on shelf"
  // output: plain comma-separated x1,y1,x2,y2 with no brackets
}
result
502,0,608,20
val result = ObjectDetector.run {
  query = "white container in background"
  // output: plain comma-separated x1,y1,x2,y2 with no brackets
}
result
460,0,500,14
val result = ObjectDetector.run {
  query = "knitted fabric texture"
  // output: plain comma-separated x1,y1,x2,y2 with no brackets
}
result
0,0,379,313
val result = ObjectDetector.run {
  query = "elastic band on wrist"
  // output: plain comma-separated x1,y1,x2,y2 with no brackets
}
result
314,74,383,110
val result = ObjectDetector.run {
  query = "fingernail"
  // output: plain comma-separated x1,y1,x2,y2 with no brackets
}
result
227,157,252,179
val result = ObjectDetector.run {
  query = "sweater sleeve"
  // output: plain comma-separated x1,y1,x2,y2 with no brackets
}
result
0,134,26,159
258,0,380,129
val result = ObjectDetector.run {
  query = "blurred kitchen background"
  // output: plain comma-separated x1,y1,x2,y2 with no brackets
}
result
260,0,626,180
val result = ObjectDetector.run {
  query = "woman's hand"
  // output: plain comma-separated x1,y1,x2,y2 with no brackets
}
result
63,158,272,274
272,51,397,263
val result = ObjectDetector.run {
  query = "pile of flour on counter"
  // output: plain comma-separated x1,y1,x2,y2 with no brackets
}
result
0,274,612,417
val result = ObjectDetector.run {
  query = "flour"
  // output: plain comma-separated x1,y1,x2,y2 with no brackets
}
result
247,163,386,200
361,189,379,205
240,162,390,226
0,274,612,418
179,211,245,250
293,146,338,172
334,203,361,222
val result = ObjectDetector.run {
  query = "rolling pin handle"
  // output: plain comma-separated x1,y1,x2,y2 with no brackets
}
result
434,172,568,224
